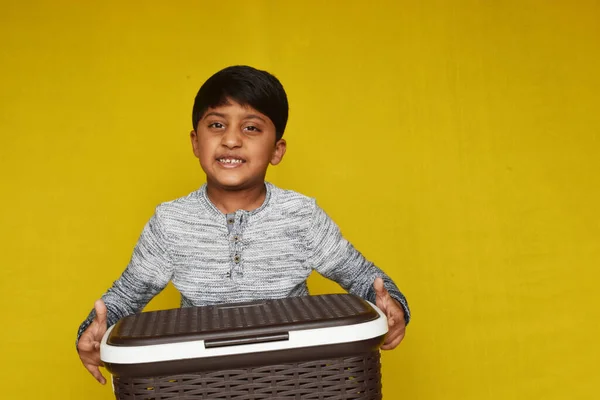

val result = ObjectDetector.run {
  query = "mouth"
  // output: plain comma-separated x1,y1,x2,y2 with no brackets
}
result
216,157,246,167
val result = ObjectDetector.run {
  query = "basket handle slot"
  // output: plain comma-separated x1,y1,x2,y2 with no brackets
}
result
204,333,289,348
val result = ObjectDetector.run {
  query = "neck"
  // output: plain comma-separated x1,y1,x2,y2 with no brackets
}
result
206,183,267,214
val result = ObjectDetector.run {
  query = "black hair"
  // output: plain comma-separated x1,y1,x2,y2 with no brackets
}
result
192,65,289,141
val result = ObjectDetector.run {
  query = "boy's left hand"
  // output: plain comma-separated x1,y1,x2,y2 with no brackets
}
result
374,277,406,350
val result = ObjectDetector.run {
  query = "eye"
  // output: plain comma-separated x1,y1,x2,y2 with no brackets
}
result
244,125,261,133
208,122,224,129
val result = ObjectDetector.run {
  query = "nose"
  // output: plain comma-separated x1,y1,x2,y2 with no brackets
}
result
221,127,242,149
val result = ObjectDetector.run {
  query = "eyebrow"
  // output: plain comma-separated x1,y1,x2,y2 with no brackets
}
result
245,114,266,122
203,111,266,122
203,112,226,120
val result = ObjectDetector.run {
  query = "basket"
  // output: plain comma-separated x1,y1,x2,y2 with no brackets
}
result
101,294,388,399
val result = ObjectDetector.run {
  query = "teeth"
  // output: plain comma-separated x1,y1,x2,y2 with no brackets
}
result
219,158,243,164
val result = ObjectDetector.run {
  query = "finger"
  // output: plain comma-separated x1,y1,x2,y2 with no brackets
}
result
92,300,108,341
386,299,406,325
381,319,406,350
94,299,107,327
381,333,405,350
77,334,95,352
373,278,389,312
375,295,386,314
80,351,103,368
384,327,405,345
387,314,395,328
373,277,387,298
381,332,404,350
387,306,401,325
84,363,107,385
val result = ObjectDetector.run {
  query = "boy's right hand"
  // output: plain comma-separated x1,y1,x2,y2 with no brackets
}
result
77,299,108,385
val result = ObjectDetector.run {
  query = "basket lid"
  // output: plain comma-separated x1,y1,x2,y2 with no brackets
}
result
107,294,379,347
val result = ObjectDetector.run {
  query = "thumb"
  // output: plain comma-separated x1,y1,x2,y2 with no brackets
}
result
373,277,389,311
94,299,107,327
374,277,386,297
374,277,390,301
93,300,108,342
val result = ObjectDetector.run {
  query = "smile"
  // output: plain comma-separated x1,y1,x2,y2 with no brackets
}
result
217,158,245,164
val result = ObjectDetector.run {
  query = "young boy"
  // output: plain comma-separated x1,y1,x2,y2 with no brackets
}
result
77,65,411,384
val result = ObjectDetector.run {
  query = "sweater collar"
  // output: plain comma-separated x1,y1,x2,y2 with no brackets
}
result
197,182,273,221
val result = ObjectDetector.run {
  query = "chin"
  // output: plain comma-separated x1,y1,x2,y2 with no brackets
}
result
211,176,265,192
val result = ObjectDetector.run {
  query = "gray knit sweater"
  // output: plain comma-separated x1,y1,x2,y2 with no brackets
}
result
77,183,410,341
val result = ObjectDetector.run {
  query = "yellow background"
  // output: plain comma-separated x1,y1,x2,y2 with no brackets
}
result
1,1,598,399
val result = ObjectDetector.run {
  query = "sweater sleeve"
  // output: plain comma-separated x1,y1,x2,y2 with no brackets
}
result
306,201,411,324
76,208,175,345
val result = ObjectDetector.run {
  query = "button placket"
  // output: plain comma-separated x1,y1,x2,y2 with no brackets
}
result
227,211,248,280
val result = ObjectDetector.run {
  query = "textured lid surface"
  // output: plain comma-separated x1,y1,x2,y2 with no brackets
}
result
107,294,379,347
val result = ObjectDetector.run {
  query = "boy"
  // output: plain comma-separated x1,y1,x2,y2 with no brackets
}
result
77,65,411,384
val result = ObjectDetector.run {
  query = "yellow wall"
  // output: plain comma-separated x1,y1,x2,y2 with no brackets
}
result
1,1,598,398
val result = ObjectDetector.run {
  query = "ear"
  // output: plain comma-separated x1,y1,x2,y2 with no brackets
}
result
190,130,200,158
270,139,287,165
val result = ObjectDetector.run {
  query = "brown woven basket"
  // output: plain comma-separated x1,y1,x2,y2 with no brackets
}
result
112,351,382,400
103,295,386,400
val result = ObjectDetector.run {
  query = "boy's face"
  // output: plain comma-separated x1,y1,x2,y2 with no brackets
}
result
190,99,286,191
